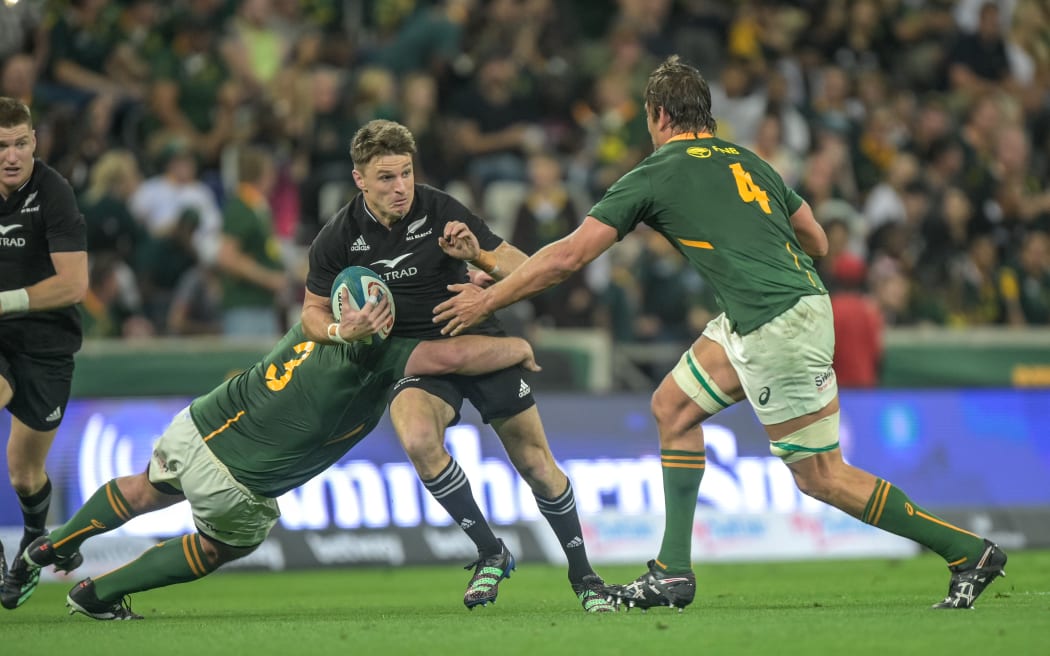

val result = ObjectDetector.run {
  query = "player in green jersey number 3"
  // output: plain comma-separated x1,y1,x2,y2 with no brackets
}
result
20,292,540,619
435,55,1006,611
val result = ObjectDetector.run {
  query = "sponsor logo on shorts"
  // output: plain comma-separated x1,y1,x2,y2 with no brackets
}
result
518,379,531,398
45,406,62,422
394,376,420,390
758,387,771,406
815,366,836,391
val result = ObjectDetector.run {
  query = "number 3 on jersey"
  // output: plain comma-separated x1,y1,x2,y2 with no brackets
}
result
729,162,772,215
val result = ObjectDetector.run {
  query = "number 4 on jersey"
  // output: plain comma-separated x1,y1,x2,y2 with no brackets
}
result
729,162,772,214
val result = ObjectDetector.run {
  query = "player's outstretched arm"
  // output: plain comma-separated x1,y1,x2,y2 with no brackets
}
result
0,250,87,315
433,217,618,336
405,335,540,377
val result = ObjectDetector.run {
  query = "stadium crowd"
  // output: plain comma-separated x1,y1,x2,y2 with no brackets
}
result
2,0,1048,360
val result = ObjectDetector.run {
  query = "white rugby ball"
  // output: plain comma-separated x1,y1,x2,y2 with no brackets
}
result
330,266,395,344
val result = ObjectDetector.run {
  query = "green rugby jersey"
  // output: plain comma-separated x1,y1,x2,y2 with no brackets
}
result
589,133,825,335
190,323,418,497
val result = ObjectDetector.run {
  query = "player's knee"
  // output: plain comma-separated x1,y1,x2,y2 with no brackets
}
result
7,463,47,496
771,413,841,499
198,534,258,567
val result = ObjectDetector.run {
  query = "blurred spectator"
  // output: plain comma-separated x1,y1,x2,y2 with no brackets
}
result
818,217,866,292
80,253,154,339
269,30,324,148
449,51,544,197
919,187,978,289
946,1,1018,100
221,0,292,99
863,152,920,232
709,57,765,146
1,54,41,116
167,265,224,336
398,72,448,186
369,0,472,77
56,94,120,190
510,152,595,328
147,15,238,164
570,71,649,197
992,122,1050,240
0,0,42,60
215,146,288,338
830,257,883,387
40,0,143,106
1000,230,1050,325
129,141,223,264
750,111,803,189
80,149,145,266
947,233,1007,326
108,0,164,97
136,208,203,332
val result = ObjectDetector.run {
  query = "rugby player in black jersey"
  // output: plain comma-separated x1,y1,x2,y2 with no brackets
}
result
301,120,612,612
0,97,88,610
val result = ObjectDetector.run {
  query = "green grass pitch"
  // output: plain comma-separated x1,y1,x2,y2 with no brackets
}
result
7,550,1047,656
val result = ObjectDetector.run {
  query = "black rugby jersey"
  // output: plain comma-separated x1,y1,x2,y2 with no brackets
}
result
0,159,85,355
307,184,505,339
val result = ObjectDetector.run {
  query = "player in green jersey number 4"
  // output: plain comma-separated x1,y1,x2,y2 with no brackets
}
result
435,55,1006,611
21,294,540,619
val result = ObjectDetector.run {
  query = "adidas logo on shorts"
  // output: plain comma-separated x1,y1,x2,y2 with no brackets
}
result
518,379,531,398
350,236,370,252
45,406,62,422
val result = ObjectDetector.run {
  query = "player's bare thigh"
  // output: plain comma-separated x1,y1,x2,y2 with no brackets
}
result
389,387,457,478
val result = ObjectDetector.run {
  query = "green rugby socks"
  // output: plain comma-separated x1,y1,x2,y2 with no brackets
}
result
93,533,216,601
862,478,986,564
49,480,133,557
655,449,705,573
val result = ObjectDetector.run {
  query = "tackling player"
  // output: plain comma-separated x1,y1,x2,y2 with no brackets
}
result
22,297,540,619
434,56,1007,611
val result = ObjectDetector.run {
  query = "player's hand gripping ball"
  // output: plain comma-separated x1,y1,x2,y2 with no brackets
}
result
331,266,395,344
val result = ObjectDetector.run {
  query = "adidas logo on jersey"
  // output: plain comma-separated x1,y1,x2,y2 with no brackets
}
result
518,379,531,398
565,536,584,549
45,406,62,422
459,518,476,530
350,236,370,251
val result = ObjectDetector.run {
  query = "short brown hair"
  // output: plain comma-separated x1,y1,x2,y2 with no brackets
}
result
350,120,416,169
0,96,32,129
644,56,717,135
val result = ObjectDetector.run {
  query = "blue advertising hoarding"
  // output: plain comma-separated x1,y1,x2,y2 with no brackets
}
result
0,389,1047,533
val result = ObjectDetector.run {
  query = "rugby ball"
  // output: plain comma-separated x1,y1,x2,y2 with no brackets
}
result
330,266,395,344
